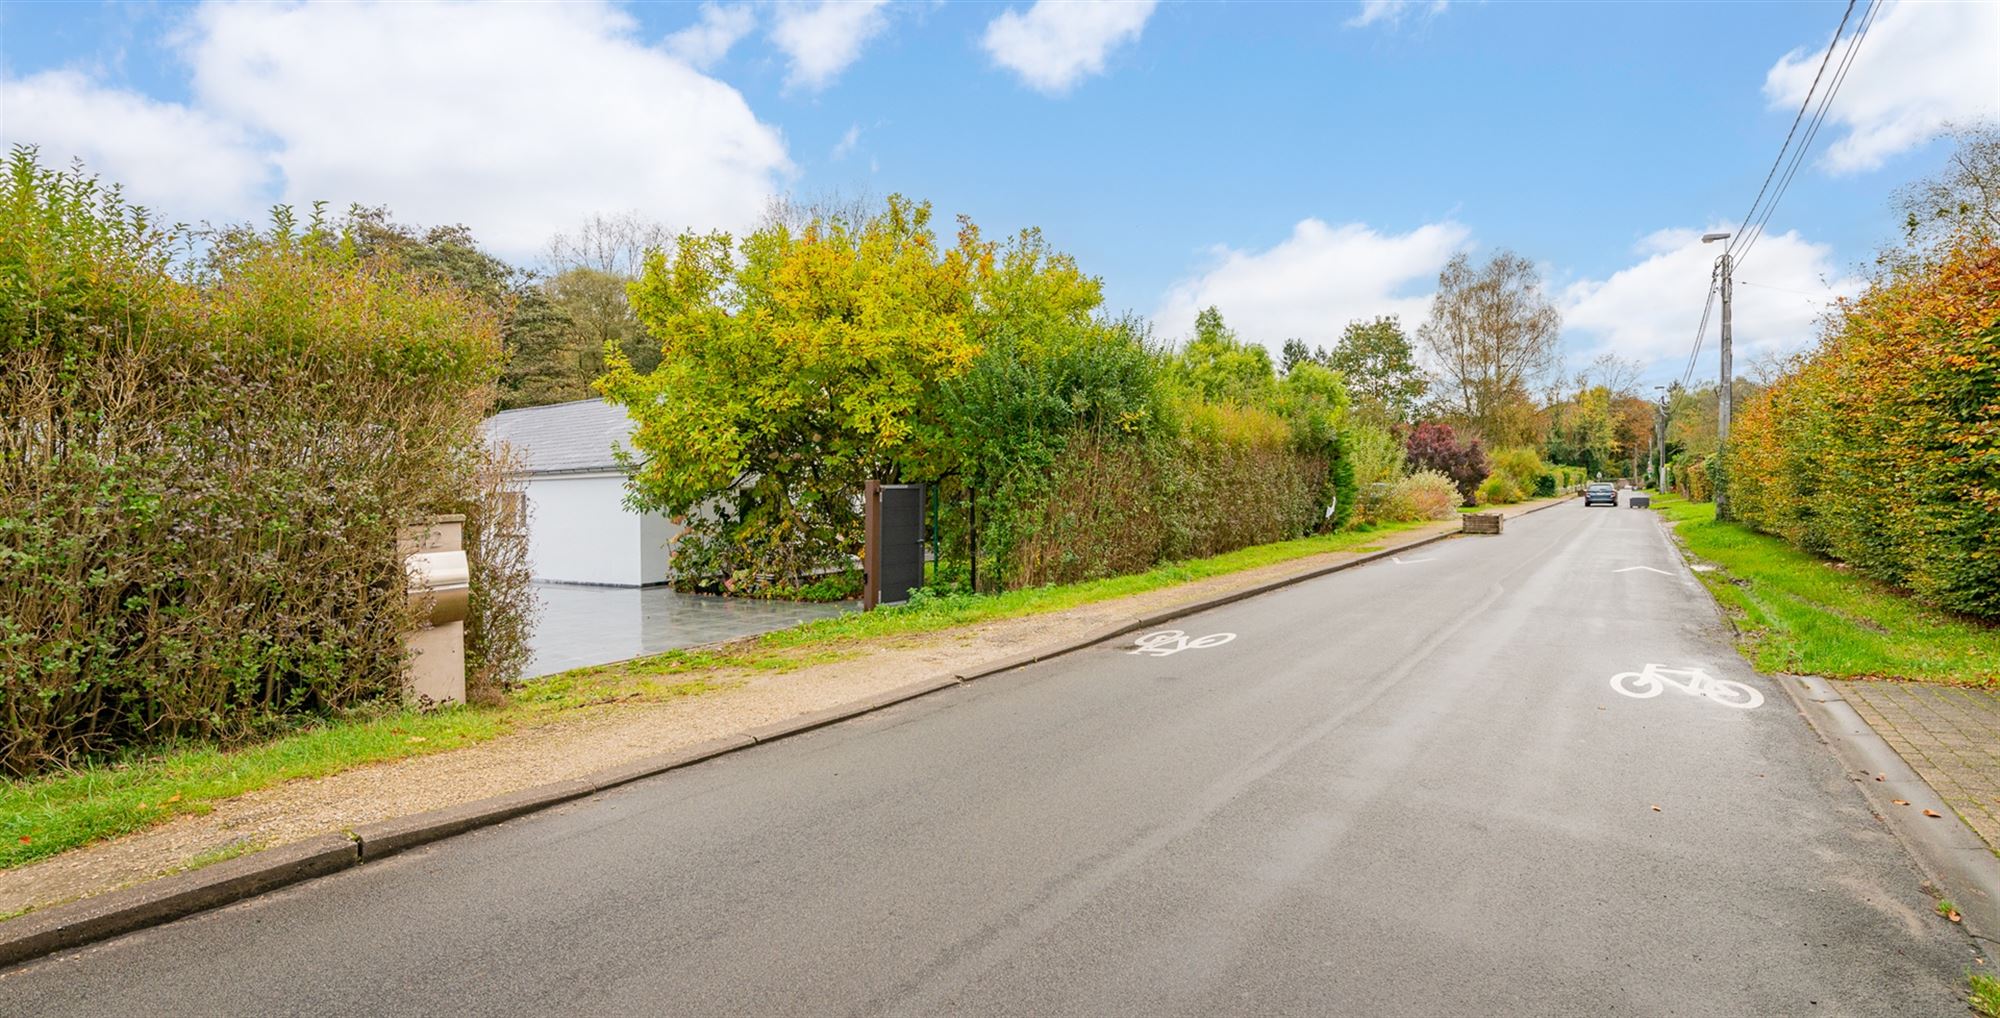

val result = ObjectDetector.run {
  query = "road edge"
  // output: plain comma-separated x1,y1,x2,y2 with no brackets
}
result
1773,673,2000,951
1644,503,1998,954
0,496,1574,971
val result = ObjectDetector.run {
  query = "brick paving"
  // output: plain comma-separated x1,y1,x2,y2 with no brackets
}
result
1835,679,2000,853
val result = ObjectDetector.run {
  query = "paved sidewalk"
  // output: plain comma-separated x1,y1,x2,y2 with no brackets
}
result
1836,679,2000,854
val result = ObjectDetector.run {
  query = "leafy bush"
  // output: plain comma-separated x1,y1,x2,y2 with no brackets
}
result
1729,239,2000,617
1490,446,1544,494
1369,469,1461,522
1477,474,1524,505
1404,421,1489,506
1346,422,1406,487
0,150,527,774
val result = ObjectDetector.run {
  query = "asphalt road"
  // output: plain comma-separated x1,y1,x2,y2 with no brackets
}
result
3,497,1981,1015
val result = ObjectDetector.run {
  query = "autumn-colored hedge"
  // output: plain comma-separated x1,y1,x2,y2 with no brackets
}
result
1728,241,2000,618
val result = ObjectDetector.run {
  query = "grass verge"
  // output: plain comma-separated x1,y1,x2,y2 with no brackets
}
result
1971,971,2000,1018
1,671,724,870
3,515,1443,873
1648,493,1998,686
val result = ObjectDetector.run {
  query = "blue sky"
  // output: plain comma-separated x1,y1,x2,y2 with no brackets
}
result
4,0,1996,386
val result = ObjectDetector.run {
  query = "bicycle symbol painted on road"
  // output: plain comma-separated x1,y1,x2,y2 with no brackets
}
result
1610,663,1763,710
1128,630,1237,657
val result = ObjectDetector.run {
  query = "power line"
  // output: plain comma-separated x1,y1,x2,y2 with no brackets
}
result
1723,0,1856,262
1680,266,1720,389
1735,0,1878,272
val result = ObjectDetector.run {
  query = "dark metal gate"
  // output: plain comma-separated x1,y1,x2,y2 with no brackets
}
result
864,481,926,609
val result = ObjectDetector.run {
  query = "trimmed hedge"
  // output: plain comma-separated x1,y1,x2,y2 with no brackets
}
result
1728,241,2000,618
0,151,529,774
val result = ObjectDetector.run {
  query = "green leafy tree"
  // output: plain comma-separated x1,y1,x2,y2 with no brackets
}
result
1174,306,1277,404
600,195,982,592
1326,316,1428,425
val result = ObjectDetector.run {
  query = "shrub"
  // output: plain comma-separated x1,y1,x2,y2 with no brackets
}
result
1346,422,1406,487
1371,469,1461,522
0,151,525,774
1490,446,1544,494
1405,421,1489,505
1728,239,2000,617
1478,474,1524,505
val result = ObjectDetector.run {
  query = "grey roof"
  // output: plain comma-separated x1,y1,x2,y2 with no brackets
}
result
482,399,639,476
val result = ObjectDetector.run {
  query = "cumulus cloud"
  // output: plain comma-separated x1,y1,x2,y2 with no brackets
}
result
1,1,790,258
664,2,756,69
0,69,270,224
1153,219,1471,350
1346,0,1448,29
1561,227,1864,382
770,0,890,91
1764,0,2000,174
981,0,1155,95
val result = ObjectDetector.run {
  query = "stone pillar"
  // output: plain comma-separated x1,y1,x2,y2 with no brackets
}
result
399,515,469,706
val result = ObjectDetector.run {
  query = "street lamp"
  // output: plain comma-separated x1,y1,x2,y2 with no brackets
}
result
1702,232,1734,519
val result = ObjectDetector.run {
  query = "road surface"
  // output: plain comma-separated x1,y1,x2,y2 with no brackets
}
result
2,497,1980,1015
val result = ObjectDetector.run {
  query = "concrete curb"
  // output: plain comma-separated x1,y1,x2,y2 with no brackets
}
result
1774,673,2000,950
0,833,358,970
1,497,1574,970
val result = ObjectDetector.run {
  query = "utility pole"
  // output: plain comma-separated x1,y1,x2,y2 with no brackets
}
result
1716,250,1733,520
1701,232,1734,519
1652,385,1669,492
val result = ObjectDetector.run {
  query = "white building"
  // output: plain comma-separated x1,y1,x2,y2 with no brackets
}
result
483,399,676,587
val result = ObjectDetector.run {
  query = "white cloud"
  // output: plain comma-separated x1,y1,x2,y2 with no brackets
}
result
1346,0,1448,29
1764,0,2000,174
981,0,1155,95
1561,227,1864,383
3,2,792,259
0,69,269,224
830,124,861,161
1154,219,1471,350
769,0,890,91
664,3,756,69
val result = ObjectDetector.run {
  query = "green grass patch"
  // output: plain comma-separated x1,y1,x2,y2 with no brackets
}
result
1650,493,1999,686
0,669,728,872
2,517,1443,873
1970,971,2000,1018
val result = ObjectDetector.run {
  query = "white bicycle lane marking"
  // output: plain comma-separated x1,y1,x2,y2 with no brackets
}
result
1610,663,1764,710
1128,630,1237,657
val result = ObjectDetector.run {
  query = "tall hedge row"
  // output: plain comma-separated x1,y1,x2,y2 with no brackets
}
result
1728,241,2000,618
0,152,530,774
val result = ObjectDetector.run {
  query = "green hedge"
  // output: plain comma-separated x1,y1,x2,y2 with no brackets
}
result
0,151,528,774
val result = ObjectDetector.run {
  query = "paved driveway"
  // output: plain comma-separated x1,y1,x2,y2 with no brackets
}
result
525,584,854,678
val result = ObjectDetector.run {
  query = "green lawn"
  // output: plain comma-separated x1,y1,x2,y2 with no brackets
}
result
1650,494,1999,686
3,518,1434,874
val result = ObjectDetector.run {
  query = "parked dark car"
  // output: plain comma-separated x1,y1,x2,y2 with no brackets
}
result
1583,482,1618,507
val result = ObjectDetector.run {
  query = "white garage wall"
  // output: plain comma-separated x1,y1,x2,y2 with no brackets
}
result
523,472,674,586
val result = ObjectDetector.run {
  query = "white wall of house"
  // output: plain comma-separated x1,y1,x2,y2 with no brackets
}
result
522,472,676,586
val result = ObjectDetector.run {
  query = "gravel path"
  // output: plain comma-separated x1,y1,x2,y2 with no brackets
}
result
0,509,1525,919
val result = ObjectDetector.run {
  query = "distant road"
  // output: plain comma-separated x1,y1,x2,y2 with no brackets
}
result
2,497,1975,1015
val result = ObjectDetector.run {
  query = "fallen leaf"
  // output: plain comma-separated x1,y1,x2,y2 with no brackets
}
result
17,836,28,845
1893,799,1910,805
1651,805,1662,812
1875,774,1886,782
406,736,426,744
1946,907,1963,923
1922,809,1943,818
164,793,181,804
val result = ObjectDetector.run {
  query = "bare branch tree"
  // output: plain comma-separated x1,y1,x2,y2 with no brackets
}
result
1417,250,1561,445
